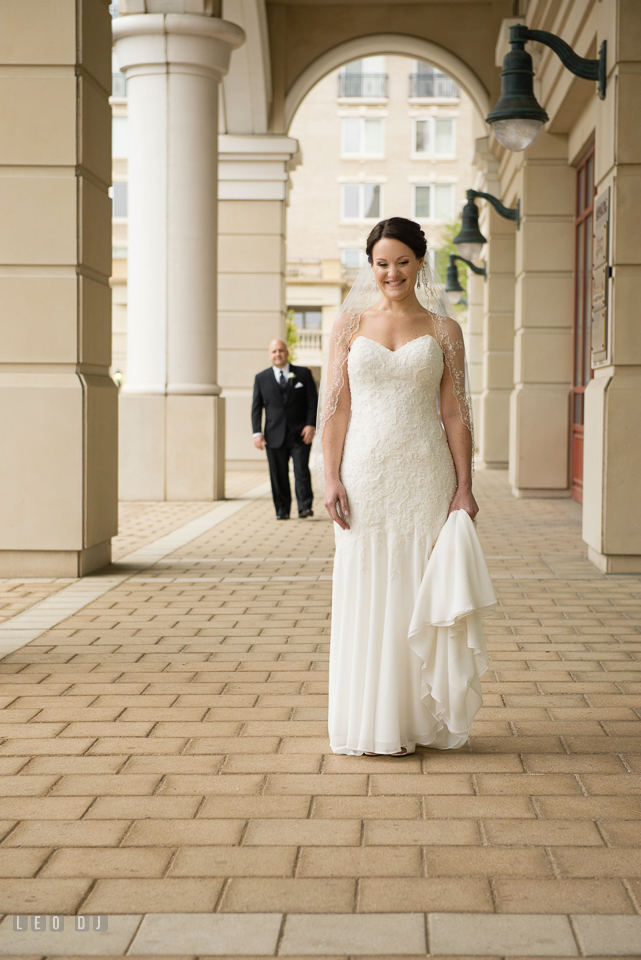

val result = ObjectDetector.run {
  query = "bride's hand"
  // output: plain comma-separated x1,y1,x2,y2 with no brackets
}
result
324,479,350,531
448,487,479,521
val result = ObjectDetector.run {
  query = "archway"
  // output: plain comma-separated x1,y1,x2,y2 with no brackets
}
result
285,34,490,138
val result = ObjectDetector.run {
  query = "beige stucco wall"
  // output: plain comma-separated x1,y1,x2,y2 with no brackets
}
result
0,0,117,577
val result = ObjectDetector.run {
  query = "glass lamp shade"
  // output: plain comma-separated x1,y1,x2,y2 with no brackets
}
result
490,117,543,152
455,241,484,261
447,287,464,305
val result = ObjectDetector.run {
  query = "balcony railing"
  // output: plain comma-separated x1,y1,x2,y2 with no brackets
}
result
409,73,459,99
298,330,323,352
112,72,127,98
338,73,388,99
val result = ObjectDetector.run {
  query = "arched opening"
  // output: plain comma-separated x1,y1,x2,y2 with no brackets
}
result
285,34,490,138
284,41,485,385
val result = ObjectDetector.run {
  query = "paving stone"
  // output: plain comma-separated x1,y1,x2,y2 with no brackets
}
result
221,878,355,913
359,877,494,913
0,878,91,914
552,846,641,878
39,846,172,878
492,878,635,914
123,818,245,846
130,912,282,956
0,912,141,955
428,912,578,957
2,820,129,847
297,847,422,878
279,914,427,956
572,915,641,956
80,878,223,913
482,819,604,846
168,845,297,877
424,846,554,878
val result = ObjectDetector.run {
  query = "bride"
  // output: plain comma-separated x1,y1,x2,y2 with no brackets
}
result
319,217,496,757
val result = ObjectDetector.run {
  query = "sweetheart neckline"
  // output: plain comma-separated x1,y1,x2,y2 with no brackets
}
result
351,333,438,354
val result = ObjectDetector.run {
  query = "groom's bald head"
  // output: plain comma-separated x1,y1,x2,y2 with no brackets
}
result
269,340,289,368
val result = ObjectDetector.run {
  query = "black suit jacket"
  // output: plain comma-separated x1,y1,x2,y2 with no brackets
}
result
251,364,318,449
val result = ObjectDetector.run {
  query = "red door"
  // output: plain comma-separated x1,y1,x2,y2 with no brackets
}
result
571,145,595,503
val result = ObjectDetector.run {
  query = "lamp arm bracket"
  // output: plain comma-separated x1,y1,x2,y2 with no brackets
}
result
473,191,520,227
520,26,606,99
454,254,487,279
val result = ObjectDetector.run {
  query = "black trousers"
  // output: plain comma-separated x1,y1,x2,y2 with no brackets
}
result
265,431,313,517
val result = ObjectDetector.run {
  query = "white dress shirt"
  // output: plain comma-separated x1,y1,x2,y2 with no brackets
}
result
253,364,291,437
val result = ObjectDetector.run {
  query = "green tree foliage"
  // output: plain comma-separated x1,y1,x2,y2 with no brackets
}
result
286,308,299,362
434,221,467,314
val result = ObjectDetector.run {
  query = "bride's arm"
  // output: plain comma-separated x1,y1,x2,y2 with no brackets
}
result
440,359,478,520
322,379,351,531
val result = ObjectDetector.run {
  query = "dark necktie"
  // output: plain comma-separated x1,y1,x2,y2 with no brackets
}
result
279,370,287,393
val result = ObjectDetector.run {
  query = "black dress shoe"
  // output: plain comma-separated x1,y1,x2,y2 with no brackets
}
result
276,513,289,520
298,509,314,519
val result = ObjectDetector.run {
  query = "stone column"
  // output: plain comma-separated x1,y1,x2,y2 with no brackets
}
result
465,271,484,452
0,0,116,577
509,133,575,497
479,206,516,469
113,12,244,500
583,0,641,573
217,134,299,468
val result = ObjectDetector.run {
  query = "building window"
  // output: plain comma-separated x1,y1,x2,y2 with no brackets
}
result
112,117,128,157
341,183,382,220
341,118,384,157
409,62,459,99
111,182,128,218
338,57,387,98
413,183,454,221
292,307,322,330
413,117,455,156
341,248,368,269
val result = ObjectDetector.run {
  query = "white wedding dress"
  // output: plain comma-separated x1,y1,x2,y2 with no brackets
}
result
328,332,497,755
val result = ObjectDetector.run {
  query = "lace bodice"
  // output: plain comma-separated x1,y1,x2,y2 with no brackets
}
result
335,334,457,558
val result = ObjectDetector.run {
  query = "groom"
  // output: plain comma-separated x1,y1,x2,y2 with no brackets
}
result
252,339,318,520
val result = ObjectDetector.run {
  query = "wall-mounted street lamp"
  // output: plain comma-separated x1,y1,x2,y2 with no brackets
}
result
445,253,486,305
486,23,606,152
453,189,520,261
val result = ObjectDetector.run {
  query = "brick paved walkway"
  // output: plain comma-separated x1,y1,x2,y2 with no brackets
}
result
0,470,640,957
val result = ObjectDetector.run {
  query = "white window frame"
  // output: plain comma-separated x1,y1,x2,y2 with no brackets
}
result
340,247,368,269
412,183,455,222
340,117,385,158
412,116,456,157
340,183,384,222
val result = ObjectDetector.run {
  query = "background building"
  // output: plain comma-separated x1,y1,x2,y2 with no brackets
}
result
285,55,475,376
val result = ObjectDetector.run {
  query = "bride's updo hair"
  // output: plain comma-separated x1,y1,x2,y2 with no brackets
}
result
366,217,427,263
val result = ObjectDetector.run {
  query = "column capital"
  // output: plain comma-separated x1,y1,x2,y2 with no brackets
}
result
113,13,245,80
218,134,300,201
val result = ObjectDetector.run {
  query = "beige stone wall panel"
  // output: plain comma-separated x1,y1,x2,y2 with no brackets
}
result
165,395,225,500
218,349,271,389
479,389,510,465
79,177,113,275
515,217,575,277
218,312,282,350
78,0,113,93
218,271,282,313
81,276,113,367
509,384,570,492
484,351,514,391
609,265,641,365
79,76,112,183
218,233,283,273
515,274,575,328
611,171,641,265
0,277,78,363
118,394,166,500
0,0,76,64
219,199,284,235
0,378,83,549
514,328,573,386
615,72,641,165
83,374,118,545
0,77,77,166
0,178,77,264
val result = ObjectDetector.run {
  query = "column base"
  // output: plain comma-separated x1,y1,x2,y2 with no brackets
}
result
481,461,509,470
588,547,641,574
0,541,111,578
511,486,571,499
119,393,225,501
